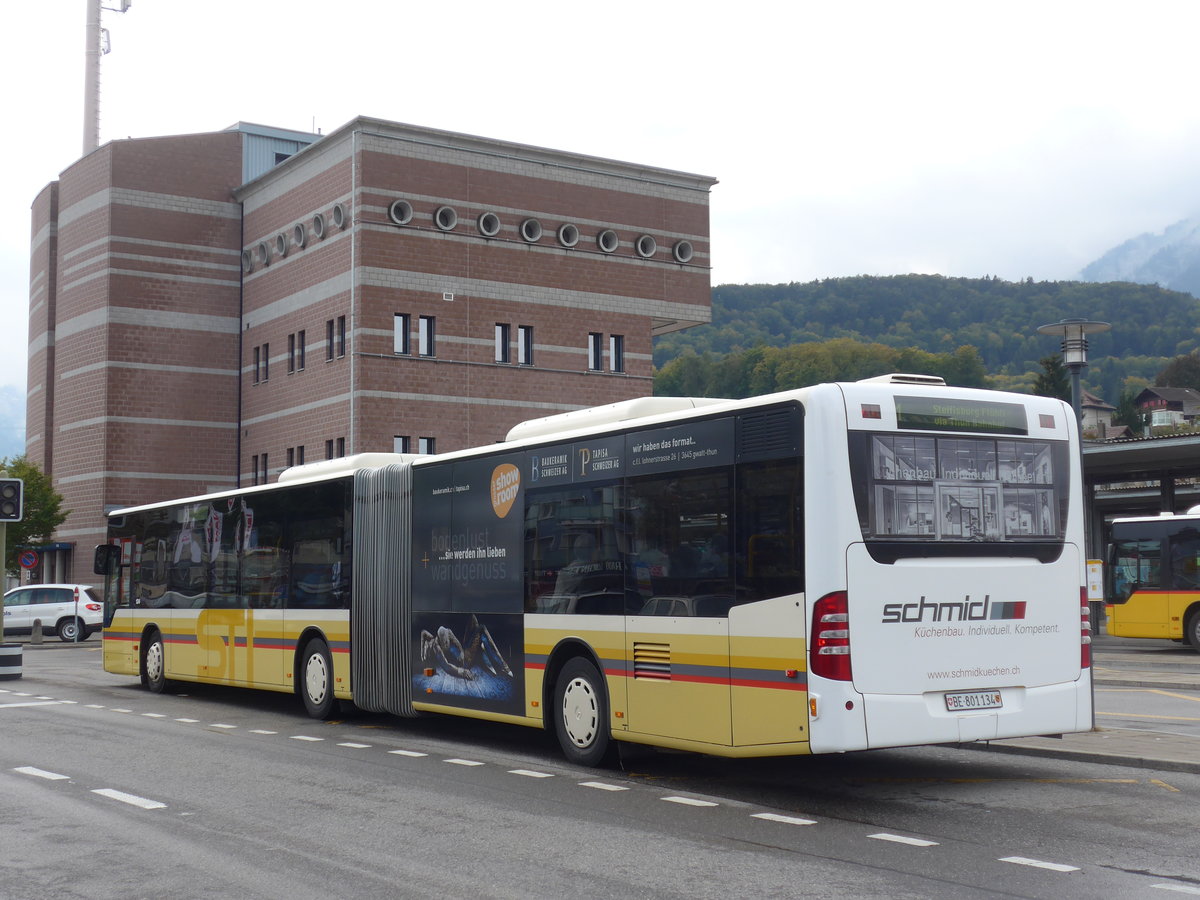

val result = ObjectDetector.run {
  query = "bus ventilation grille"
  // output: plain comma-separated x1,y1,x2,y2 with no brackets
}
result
633,642,672,680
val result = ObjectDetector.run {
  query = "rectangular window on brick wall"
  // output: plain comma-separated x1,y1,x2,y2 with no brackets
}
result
337,437,346,457
419,436,436,454
394,314,411,354
518,325,534,366
419,316,435,357
298,330,306,370
253,346,261,384
325,439,334,460
394,435,410,453
610,334,625,373
495,323,510,363
588,332,602,371
337,316,346,358
326,319,334,361
261,453,269,484
288,334,296,374
262,343,269,381
252,454,259,486
297,445,305,465
287,447,295,467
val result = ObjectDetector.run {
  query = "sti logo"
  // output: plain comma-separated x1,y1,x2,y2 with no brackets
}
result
881,595,1027,624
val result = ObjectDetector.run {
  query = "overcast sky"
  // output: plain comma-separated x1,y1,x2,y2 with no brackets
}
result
6,0,1200,396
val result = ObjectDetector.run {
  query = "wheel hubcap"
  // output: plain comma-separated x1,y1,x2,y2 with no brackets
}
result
562,676,598,748
146,642,163,681
306,653,328,704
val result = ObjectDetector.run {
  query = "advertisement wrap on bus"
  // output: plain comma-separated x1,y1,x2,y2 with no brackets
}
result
95,375,1092,766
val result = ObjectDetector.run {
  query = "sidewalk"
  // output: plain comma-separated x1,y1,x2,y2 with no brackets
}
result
973,646,1200,775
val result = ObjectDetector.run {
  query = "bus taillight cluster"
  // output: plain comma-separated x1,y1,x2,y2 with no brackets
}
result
1080,587,1091,669
811,591,852,681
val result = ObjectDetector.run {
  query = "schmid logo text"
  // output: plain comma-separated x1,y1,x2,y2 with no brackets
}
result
882,595,1026,624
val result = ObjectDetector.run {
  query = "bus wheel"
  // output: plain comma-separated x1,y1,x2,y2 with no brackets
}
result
300,638,338,719
1187,611,1200,651
142,630,169,693
554,657,614,767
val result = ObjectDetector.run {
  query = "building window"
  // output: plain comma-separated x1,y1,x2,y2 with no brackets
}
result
298,330,306,370
288,334,296,374
326,319,334,361
495,323,511,363
253,346,261,384
325,439,334,459
610,334,625,373
394,435,411,454
418,436,436,454
297,445,305,465
261,453,269,484
337,437,346,457
251,454,259,486
518,325,533,366
588,332,602,371
419,316,436,357
262,343,269,381
286,447,295,468
337,316,346,358
394,314,411,355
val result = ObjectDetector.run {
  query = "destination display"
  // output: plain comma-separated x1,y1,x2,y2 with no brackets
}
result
896,396,1027,435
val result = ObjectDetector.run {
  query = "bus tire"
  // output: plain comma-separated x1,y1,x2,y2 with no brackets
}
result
553,657,614,767
299,638,338,719
142,630,169,694
1186,610,1200,651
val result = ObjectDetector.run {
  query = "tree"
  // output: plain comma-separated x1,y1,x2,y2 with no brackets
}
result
1112,389,1146,434
1154,351,1200,391
0,456,69,574
1032,355,1071,402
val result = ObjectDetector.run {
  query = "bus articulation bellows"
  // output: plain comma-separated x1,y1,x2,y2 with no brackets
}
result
95,375,1093,765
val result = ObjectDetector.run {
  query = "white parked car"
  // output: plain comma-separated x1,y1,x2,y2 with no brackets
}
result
2,584,103,642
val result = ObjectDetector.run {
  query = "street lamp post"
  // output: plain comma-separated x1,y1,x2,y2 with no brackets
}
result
1036,317,1112,427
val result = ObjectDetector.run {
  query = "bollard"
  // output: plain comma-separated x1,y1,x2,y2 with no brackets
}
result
31,618,44,645
0,643,21,680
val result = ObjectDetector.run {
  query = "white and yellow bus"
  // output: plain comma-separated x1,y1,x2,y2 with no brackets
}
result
96,375,1093,765
1105,508,1200,650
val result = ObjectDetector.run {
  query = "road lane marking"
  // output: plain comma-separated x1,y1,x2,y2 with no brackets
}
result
999,856,1080,873
210,724,236,730
509,769,554,778
662,796,718,807
290,735,324,742
176,718,199,723
580,781,628,791
0,700,65,709
14,766,69,781
1152,779,1181,792
752,812,817,826
869,833,938,847
338,742,371,749
388,749,427,757
93,788,167,810
249,729,276,734
444,758,484,767
141,713,166,718
1152,884,1200,895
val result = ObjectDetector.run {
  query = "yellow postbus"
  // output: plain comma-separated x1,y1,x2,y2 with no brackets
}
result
1106,508,1200,649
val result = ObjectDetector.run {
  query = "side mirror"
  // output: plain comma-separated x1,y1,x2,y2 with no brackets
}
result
93,544,121,576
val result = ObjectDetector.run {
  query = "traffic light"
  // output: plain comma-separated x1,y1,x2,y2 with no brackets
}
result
0,478,23,521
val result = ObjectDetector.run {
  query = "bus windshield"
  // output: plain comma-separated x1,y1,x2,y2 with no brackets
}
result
849,432,1070,552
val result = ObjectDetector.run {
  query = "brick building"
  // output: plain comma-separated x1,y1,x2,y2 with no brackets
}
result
26,118,716,584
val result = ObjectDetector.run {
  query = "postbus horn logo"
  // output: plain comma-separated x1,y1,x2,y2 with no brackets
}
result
490,464,520,518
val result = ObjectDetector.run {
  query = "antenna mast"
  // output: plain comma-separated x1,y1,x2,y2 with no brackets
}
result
83,0,131,156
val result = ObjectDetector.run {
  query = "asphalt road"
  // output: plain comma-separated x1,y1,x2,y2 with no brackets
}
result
2,644,1198,899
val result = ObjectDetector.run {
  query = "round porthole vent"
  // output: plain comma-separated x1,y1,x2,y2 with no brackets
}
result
672,240,694,264
256,242,270,266
435,206,458,231
388,199,414,226
331,203,347,229
478,211,501,237
312,213,326,240
275,233,289,258
635,235,657,259
241,249,254,274
557,223,580,248
521,218,543,242
597,229,619,253
293,223,307,249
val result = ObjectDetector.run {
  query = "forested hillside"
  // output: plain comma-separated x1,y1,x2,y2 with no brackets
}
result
652,275,1200,400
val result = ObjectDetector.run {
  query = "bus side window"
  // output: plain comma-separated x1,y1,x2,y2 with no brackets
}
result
1110,539,1163,602
1169,531,1200,590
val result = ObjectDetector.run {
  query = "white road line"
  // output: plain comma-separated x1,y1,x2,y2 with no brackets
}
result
35,696,53,700
92,788,167,810
1152,884,1200,895
662,796,718,807
869,833,938,847
290,735,323,742
14,766,70,781
337,742,371,749
0,700,64,709
444,758,484,767
579,781,628,791
999,856,1080,873
86,704,105,709
388,749,428,758
176,718,200,723
752,812,817,826
509,769,554,778
111,708,132,713
141,713,166,718
209,724,236,730
249,729,276,734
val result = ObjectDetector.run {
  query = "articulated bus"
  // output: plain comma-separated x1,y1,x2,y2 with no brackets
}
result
1106,508,1200,651
95,375,1093,765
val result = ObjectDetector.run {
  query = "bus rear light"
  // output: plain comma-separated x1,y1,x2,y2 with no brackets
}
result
1080,588,1091,669
811,591,852,682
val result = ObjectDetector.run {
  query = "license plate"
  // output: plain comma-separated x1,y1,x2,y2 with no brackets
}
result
944,689,1003,712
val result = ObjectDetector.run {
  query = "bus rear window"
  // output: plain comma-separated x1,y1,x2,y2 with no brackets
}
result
849,432,1069,547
